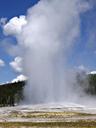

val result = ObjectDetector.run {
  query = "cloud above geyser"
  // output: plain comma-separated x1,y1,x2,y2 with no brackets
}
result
3,16,27,35
3,0,92,104
12,74,27,83
10,56,23,73
0,59,5,67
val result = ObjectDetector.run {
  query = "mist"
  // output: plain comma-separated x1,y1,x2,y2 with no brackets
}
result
22,0,80,104
3,0,93,105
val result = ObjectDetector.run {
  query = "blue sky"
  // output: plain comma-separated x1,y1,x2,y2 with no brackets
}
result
0,0,39,83
67,5,96,70
0,0,96,83
0,0,39,18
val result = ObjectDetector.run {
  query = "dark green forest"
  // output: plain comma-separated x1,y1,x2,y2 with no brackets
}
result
0,73,96,107
87,74,96,95
0,81,26,106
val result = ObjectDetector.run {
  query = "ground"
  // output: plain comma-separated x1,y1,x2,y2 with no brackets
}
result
0,103,96,127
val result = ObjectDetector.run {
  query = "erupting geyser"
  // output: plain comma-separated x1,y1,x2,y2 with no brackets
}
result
3,0,91,104
22,0,80,104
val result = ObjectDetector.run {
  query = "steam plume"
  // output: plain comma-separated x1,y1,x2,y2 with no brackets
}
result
3,0,91,104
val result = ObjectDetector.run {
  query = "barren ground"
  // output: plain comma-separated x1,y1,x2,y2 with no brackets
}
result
0,103,96,127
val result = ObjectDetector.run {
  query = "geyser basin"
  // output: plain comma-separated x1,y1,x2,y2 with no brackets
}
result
1,104,96,127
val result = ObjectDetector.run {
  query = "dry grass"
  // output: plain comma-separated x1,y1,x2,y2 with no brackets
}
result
8,111,96,118
0,110,96,127
0,121,96,128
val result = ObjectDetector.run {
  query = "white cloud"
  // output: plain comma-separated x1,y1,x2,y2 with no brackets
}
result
0,59,5,67
11,74,27,83
3,16,27,35
10,56,23,73
89,71,96,75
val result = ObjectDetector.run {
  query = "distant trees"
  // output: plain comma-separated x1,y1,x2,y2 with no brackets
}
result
0,81,25,107
87,74,96,95
76,72,96,95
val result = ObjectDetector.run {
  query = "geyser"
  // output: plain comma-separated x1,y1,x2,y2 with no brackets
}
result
22,0,80,104
3,0,91,104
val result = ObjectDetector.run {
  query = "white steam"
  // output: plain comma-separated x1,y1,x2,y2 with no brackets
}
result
21,0,80,103
3,0,92,104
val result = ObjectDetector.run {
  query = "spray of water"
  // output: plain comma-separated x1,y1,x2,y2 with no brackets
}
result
21,0,80,104
3,0,92,104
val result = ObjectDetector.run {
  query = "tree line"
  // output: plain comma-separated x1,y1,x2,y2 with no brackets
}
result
0,73,96,107
0,81,25,107
76,72,96,95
